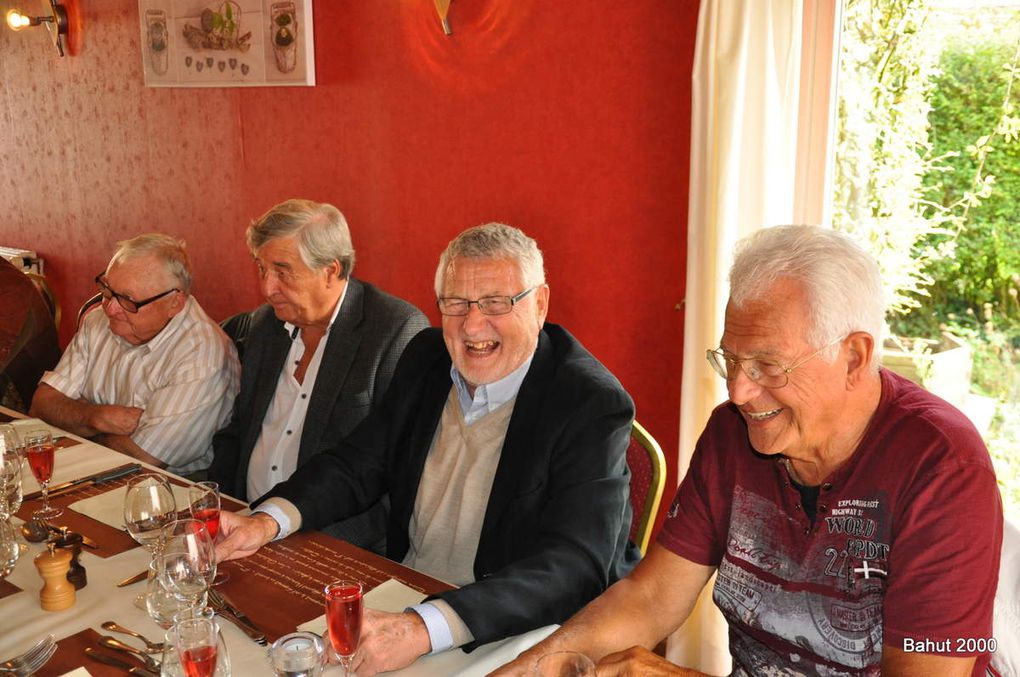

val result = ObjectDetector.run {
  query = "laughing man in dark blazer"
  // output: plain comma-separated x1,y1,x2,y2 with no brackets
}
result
216,223,639,676
209,199,428,549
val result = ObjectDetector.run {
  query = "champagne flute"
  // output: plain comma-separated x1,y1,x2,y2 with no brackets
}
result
189,481,228,584
160,519,216,614
174,616,220,677
324,580,363,677
533,651,596,676
23,428,61,520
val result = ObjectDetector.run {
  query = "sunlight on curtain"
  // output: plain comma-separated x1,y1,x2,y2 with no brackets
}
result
668,1,838,673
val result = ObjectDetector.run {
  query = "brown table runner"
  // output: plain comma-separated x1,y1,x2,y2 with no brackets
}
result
215,531,455,643
36,627,152,677
15,474,245,559
0,578,20,600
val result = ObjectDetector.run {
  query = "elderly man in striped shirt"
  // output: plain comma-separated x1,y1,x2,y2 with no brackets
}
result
30,234,240,476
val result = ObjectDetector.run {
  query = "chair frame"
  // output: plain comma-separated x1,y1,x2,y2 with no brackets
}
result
631,419,667,555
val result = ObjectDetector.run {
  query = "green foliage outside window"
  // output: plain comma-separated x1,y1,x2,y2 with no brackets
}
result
834,0,1020,518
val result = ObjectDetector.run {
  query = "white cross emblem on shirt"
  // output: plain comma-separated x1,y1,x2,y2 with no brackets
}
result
853,560,887,579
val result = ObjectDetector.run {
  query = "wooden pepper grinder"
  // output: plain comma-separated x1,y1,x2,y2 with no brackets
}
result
53,530,87,590
34,543,75,610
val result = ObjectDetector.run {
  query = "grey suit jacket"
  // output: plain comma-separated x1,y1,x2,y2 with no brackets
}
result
211,278,429,549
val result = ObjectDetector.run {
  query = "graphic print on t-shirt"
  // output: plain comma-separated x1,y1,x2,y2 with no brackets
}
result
713,486,891,673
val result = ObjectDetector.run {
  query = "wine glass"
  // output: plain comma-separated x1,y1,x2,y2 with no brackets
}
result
189,481,228,584
145,557,189,629
160,519,216,614
0,442,23,521
23,428,61,521
174,616,220,677
124,473,177,554
0,519,21,580
533,651,596,676
324,580,363,677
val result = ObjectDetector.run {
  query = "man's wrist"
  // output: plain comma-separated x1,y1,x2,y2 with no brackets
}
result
252,511,281,542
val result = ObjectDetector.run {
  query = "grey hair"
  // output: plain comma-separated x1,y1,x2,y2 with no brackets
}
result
109,233,192,294
246,199,356,279
434,223,546,296
729,225,885,370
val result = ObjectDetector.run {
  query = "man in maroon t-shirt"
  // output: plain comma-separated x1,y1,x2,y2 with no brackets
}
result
495,226,1002,677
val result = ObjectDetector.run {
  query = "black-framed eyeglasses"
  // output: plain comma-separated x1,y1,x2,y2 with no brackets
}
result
95,274,179,314
706,335,846,389
436,286,537,317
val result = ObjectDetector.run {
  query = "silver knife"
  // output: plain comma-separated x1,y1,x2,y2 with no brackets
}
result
209,589,267,644
26,463,142,500
84,646,159,675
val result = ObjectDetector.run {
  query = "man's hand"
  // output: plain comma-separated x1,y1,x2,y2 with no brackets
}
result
596,647,702,676
89,404,143,435
347,610,431,676
215,511,279,562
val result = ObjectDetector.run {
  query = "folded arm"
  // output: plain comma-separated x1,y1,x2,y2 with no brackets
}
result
30,382,143,437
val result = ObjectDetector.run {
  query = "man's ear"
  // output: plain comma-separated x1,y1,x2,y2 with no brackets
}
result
844,331,876,387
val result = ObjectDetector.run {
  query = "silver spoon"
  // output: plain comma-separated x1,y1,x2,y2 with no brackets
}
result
101,621,165,653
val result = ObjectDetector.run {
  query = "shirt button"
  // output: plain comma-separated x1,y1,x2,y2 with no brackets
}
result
822,483,833,491
803,528,811,535
301,394,307,399
794,504,801,511
271,465,278,471
286,430,292,435
819,504,828,513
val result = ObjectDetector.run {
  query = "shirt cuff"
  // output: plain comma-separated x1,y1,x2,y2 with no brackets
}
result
252,497,302,540
409,603,455,654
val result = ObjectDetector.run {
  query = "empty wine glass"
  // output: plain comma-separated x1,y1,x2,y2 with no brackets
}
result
0,424,21,454
160,519,216,614
534,651,596,676
23,428,60,521
0,446,23,521
189,481,228,584
124,473,177,554
324,580,363,677
146,557,189,629
0,519,21,580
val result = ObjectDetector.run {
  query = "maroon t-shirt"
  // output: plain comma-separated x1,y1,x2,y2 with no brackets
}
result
660,369,1001,675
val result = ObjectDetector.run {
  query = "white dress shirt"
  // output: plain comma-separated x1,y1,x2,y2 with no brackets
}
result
41,296,239,475
246,285,347,500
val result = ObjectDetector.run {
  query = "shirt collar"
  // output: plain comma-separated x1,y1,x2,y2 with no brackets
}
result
450,352,535,421
283,281,349,340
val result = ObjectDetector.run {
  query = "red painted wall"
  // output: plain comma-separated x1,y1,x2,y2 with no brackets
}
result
0,1,696,529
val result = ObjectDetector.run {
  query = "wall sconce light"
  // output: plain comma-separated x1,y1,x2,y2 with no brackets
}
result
5,0,79,56
434,0,452,35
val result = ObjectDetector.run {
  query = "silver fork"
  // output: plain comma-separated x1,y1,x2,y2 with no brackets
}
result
0,635,57,676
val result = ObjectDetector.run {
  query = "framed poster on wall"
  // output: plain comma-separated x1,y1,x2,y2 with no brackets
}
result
138,0,315,87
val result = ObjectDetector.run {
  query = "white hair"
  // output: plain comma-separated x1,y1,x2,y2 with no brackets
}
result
434,223,546,296
729,225,885,369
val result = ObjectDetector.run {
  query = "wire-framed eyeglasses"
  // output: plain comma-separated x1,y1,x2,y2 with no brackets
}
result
437,286,537,316
95,274,179,314
706,335,846,389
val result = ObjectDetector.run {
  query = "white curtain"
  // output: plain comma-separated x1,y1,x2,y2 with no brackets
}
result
667,1,840,673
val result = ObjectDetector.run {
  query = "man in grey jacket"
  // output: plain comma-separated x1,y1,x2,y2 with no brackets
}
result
210,199,428,550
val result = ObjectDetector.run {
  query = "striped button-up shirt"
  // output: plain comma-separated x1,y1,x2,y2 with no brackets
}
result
42,296,240,475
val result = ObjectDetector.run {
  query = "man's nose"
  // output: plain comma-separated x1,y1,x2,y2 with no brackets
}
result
461,303,489,332
102,296,124,318
260,270,279,297
727,365,763,405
